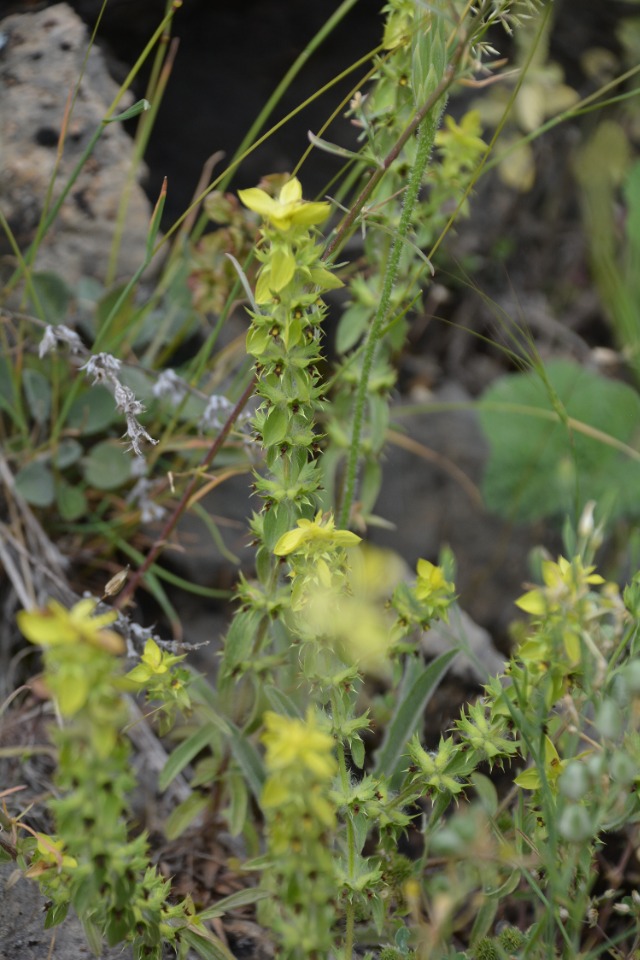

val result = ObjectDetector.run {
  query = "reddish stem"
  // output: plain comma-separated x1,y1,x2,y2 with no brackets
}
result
115,375,256,609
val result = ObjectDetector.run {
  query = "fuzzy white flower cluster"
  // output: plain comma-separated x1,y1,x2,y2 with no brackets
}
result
199,393,235,431
152,369,189,406
80,353,158,458
127,457,166,524
39,324,84,358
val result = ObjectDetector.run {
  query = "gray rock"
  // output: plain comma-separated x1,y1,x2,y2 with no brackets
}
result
371,381,553,637
0,3,157,288
422,604,505,683
0,861,136,960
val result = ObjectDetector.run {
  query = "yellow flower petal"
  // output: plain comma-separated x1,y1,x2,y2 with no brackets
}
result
279,177,302,204
515,589,546,615
237,187,277,218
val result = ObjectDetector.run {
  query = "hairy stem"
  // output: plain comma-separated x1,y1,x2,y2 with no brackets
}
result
338,110,441,527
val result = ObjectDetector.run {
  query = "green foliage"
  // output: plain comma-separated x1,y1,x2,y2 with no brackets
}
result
6,1,640,959
479,358,640,523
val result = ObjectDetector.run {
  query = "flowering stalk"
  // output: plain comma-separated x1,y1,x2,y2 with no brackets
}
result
258,710,339,960
336,0,449,526
217,178,343,692
14,599,221,960
238,177,343,550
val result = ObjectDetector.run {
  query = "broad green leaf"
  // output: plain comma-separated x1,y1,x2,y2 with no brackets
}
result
82,440,132,490
222,609,264,671
66,386,117,435
479,359,640,523
350,736,366,770
22,368,52,424
30,271,73,324
373,649,457,779
44,902,69,928
336,303,370,354
262,405,288,446
56,479,87,522
471,771,498,816
52,438,83,469
164,792,210,840
262,501,296,552
15,460,55,507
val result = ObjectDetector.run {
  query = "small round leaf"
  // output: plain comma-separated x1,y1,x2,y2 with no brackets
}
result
83,441,132,490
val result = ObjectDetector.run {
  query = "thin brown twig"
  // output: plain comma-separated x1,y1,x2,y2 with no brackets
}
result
321,38,466,264
114,375,256,609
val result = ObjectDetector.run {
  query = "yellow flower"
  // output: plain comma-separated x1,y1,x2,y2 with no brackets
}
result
238,177,331,233
515,556,605,615
17,598,124,654
415,559,454,601
514,735,566,791
274,512,361,557
25,834,77,878
125,637,184,685
435,110,487,156
262,709,337,780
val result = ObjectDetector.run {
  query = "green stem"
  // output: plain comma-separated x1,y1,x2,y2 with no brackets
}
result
338,110,441,528
333,692,355,960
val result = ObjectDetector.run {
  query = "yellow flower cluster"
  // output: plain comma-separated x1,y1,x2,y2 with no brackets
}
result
17,598,123,654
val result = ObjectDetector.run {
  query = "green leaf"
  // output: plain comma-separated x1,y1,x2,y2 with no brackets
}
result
225,771,249,838
262,501,296,552
14,460,55,507
30,272,73,323
82,440,132,490
197,887,270,922
0,356,24,429
56,479,87,521
373,649,457,779
22,368,52,424
478,359,640,523
469,899,498,945
164,792,210,840
105,98,150,123
66,386,118,435
159,722,222,792
471,772,498,816
144,186,166,259
246,325,271,358
44,901,69,929
80,917,103,957
52,438,83,469
624,160,640,309
262,405,288,446
228,721,265,800
336,303,370,354
350,736,366,770
263,684,302,718
222,609,265,672
180,928,237,960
